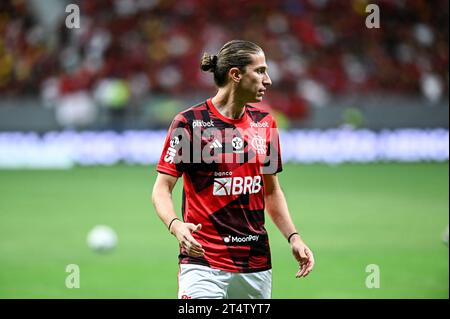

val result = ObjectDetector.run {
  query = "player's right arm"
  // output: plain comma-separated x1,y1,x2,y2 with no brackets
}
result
152,173,205,257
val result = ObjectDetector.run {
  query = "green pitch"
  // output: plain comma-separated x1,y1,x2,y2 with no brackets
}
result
0,163,448,298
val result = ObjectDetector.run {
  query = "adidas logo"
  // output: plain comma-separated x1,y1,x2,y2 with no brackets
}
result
210,139,223,149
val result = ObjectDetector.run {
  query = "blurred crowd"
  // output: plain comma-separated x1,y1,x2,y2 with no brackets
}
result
0,0,448,121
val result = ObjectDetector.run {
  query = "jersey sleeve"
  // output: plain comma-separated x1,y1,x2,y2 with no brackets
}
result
157,114,192,177
262,116,283,175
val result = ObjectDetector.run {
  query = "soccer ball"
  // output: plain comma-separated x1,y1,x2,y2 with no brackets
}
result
87,225,118,252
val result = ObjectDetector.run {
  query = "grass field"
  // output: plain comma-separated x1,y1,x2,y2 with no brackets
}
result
0,163,448,299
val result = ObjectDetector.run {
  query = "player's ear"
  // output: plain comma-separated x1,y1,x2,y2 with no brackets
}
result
229,67,242,83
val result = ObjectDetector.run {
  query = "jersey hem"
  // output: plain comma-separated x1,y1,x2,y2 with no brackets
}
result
180,259,272,274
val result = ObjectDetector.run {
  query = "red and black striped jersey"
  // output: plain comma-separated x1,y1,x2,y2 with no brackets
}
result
157,98,282,273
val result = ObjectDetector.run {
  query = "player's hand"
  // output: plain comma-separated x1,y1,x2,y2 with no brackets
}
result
290,236,315,278
171,221,205,257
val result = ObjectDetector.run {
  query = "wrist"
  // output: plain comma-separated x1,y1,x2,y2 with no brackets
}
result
168,217,181,234
287,232,301,244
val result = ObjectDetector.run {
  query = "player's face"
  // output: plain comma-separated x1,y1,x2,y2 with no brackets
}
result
238,52,272,103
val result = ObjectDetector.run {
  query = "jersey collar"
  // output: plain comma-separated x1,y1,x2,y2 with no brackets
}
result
206,98,248,125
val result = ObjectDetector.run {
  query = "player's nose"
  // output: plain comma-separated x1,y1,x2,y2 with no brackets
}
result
263,73,272,87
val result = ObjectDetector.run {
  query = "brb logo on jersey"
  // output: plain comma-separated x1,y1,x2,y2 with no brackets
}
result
213,176,262,196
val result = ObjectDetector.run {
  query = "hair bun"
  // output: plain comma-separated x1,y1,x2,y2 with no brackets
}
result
201,53,217,72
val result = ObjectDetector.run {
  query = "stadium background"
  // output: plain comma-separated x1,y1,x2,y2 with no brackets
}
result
0,0,448,298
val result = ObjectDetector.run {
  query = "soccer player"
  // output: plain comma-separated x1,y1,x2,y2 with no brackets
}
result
152,40,314,299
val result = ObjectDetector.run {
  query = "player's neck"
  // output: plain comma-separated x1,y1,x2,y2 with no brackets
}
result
212,89,246,120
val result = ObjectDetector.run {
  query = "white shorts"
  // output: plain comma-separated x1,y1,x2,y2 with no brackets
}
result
178,264,272,299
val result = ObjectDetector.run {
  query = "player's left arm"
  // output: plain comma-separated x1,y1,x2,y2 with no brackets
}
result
263,174,315,278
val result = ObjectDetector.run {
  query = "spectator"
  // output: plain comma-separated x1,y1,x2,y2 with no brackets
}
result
0,0,448,120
